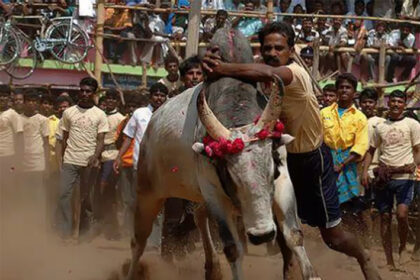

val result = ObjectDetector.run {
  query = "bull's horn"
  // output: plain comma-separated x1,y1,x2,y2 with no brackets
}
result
256,74,285,130
197,86,231,140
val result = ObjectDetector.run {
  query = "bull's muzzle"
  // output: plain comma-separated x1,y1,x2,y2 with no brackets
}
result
247,229,276,245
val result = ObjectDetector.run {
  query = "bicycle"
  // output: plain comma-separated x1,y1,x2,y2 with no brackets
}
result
0,9,90,79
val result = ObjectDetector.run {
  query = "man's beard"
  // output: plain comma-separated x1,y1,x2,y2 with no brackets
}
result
264,56,281,66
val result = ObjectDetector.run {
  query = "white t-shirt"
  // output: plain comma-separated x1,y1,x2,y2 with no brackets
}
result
372,117,420,180
102,110,125,162
21,113,49,172
61,105,109,167
0,108,23,157
123,105,153,169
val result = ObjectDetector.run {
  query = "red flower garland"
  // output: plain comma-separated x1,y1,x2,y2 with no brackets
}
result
201,120,284,158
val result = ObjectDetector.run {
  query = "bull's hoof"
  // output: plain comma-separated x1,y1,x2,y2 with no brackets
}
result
205,261,223,280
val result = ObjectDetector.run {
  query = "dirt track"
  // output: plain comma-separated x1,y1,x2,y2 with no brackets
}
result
2,222,420,280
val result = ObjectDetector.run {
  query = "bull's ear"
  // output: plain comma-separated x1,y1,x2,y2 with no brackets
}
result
192,142,205,154
280,134,295,145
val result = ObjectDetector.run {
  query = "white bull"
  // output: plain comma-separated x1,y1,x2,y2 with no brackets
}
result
124,81,319,280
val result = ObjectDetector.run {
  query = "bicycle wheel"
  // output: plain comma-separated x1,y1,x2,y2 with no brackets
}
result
5,36,37,79
46,22,89,64
0,24,20,66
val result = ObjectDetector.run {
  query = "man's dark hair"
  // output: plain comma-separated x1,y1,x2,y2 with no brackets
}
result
150,82,169,95
323,84,336,92
355,0,365,6
389,89,407,101
80,77,98,92
41,95,54,104
23,89,41,102
216,9,228,17
335,73,358,91
359,88,378,101
0,85,11,97
105,88,120,100
56,95,74,106
164,55,179,66
179,55,201,77
258,21,295,48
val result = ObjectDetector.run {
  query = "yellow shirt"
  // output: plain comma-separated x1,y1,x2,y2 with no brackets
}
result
280,62,323,153
321,103,368,157
105,8,132,29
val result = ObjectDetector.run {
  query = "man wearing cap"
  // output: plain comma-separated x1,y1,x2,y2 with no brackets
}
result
300,46,314,70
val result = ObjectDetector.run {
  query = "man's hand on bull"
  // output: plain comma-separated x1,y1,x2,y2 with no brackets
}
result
202,46,223,79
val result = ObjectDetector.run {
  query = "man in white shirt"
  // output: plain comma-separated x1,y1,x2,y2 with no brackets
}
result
19,90,50,230
321,18,349,74
113,82,168,247
386,23,417,83
0,85,23,220
57,77,109,240
362,90,420,269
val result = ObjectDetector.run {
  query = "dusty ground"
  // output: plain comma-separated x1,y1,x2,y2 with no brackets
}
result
1,221,420,280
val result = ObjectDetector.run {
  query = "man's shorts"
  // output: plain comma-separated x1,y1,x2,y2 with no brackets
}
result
374,180,414,213
287,144,342,228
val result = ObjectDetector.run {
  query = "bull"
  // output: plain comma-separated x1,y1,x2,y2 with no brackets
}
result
125,28,318,280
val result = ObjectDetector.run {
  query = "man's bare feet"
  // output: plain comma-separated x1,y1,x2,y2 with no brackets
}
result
399,249,410,265
411,250,420,262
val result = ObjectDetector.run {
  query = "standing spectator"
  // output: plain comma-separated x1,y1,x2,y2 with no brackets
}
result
12,91,24,114
387,23,417,83
225,0,244,11
0,85,23,213
361,21,391,83
321,73,368,209
373,0,395,18
40,95,54,117
19,90,50,230
345,0,373,30
322,83,338,107
54,95,74,169
158,55,183,97
321,18,349,74
203,9,230,42
57,77,109,241
315,11,330,42
362,90,420,269
233,0,263,39
95,89,125,240
179,55,204,92
113,83,168,246
104,0,137,65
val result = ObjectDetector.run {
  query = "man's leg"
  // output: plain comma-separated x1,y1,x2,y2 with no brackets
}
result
78,166,98,237
120,166,136,235
101,160,120,239
386,54,399,82
380,212,394,267
57,163,79,238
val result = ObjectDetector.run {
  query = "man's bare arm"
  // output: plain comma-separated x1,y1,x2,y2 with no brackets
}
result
88,132,105,167
113,135,133,174
413,144,420,166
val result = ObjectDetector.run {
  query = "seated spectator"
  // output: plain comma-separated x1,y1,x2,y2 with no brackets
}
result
202,0,226,10
292,4,304,26
179,56,204,92
400,0,420,21
312,0,323,13
315,11,330,41
330,1,344,15
275,0,290,21
158,55,183,97
387,23,417,82
224,0,245,11
232,0,263,39
104,1,137,65
373,0,395,18
322,83,337,107
300,46,314,70
321,18,349,74
361,21,391,82
295,17,319,45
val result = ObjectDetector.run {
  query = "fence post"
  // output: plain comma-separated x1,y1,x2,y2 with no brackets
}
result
185,0,202,57
378,39,386,106
94,0,105,85
312,38,320,80
266,0,274,22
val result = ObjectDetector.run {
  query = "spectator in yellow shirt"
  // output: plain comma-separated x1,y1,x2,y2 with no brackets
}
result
321,73,368,206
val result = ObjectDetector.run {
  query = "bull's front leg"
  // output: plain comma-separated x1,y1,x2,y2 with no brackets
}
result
194,204,223,280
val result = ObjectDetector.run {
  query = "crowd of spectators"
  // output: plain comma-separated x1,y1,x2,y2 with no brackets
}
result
2,0,418,83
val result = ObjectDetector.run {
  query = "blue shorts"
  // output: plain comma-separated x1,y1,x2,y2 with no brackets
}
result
374,180,414,213
287,144,342,228
100,160,115,182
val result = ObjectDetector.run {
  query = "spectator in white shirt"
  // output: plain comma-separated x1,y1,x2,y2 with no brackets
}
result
321,18,349,74
386,23,417,83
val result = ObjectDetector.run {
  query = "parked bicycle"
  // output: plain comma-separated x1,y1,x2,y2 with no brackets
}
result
0,9,90,79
